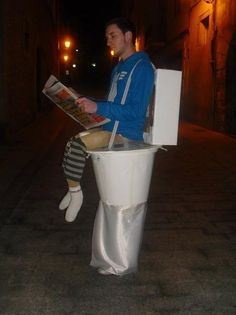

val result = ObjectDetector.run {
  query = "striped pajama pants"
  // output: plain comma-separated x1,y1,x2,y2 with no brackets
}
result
62,136,87,182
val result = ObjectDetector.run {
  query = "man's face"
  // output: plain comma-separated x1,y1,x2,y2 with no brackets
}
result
105,24,129,58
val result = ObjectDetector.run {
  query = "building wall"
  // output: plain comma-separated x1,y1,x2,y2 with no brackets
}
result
185,1,214,127
0,2,6,141
154,0,216,128
0,0,59,140
122,0,236,134
122,0,165,66
214,0,236,132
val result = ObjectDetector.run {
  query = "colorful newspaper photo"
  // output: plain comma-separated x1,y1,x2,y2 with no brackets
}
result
42,75,110,130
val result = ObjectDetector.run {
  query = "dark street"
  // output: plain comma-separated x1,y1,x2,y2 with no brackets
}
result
0,107,235,314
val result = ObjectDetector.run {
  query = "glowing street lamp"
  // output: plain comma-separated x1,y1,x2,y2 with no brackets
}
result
64,40,71,49
63,54,69,62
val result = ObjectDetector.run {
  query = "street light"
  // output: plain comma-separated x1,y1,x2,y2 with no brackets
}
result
63,54,69,62
59,36,76,85
64,40,71,48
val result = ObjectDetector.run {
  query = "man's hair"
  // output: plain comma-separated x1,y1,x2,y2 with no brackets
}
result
106,17,136,45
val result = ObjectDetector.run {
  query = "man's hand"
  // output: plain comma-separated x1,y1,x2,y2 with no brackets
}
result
75,97,97,113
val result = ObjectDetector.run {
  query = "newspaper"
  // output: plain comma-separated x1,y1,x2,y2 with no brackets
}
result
42,75,110,130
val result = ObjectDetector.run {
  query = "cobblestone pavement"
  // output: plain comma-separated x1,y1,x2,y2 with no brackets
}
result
0,107,236,315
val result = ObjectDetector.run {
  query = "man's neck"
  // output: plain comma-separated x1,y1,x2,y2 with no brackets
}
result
121,47,136,61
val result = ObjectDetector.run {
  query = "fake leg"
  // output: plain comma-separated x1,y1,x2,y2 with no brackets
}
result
60,131,127,222
61,136,86,222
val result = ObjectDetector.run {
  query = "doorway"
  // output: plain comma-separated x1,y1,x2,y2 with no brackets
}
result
226,32,236,134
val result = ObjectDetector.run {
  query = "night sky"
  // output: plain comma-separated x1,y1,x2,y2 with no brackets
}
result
62,0,122,60
61,0,122,90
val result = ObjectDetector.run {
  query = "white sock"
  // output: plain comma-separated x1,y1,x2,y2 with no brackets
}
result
59,191,71,210
65,186,83,222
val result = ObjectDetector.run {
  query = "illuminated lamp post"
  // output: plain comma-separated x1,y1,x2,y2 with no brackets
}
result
64,40,71,49
109,49,116,68
60,37,73,85
63,54,69,63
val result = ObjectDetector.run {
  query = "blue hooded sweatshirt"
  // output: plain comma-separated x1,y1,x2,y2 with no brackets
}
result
96,51,154,141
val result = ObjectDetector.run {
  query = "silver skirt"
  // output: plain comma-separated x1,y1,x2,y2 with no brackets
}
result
90,200,147,276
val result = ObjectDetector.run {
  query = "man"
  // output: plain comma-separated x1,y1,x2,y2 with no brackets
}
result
59,17,154,222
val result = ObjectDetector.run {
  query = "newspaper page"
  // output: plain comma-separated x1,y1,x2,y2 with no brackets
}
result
42,75,110,130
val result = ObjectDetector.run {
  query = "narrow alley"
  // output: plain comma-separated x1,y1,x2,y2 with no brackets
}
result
0,107,236,315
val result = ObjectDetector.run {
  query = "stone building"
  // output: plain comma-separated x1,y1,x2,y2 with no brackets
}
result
0,0,60,142
122,0,236,134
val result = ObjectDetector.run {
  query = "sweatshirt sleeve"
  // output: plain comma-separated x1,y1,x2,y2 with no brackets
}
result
96,62,154,122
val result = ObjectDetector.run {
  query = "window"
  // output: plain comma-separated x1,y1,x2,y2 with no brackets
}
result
198,15,209,46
